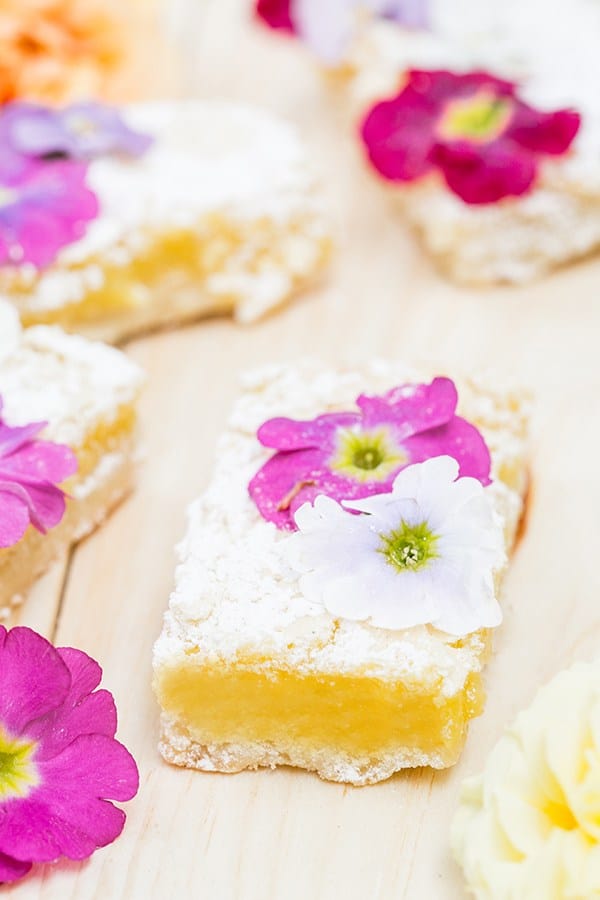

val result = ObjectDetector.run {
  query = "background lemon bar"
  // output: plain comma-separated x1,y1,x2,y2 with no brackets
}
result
0,303,143,615
1,102,331,343
344,0,600,285
153,361,529,786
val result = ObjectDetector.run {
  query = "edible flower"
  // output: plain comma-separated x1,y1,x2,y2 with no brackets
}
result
256,0,429,63
249,377,491,530
288,456,505,634
0,625,139,883
0,0,131,105
453,659,600,897
361,69,581,204
0,101,153,162
0,397,78,548
0,158,98,268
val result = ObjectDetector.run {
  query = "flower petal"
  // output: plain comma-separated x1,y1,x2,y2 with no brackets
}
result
0,734,139,864
294,0,356,64
431,138,536,204
27,648,118,761
257,412,359,451
0,489,31,547
357,377,458,435
402,416,491,484
0,439,77,484
0,419,45,457
507,101,581,156
0,627,70,736
361,91,436,182
256,0,295,31
0,851,31,883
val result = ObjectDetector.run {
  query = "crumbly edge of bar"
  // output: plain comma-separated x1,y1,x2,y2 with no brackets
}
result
154,359,530,696
11,214,331,342
0,101,330,318
158,715,453,786
0,325,144,447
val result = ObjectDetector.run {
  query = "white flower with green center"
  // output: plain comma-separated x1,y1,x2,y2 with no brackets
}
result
289,455,505,635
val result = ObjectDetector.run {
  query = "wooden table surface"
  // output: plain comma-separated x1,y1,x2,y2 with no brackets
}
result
8,1,600,897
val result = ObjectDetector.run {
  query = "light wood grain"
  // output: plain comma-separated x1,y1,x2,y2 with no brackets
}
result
8,1,600,897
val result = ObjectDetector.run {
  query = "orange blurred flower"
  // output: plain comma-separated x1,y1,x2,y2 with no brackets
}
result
0,0,163,104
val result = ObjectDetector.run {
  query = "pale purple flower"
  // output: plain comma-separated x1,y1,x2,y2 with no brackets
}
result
0,158,98,268
0,101,153,164
256,0,429,63
289,456,505,635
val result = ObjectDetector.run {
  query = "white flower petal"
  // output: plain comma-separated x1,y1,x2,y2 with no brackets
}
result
286,457,503,635
294,0,356,64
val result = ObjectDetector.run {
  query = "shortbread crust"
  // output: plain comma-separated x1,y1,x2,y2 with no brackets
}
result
153,361,529,785
345,0,600,284
0,315,143,615
1,103,331,342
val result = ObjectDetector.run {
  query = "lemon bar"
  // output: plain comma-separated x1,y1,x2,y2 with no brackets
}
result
345,0,600,284
1,102,331,343
0,302,143,615
153,361,529,785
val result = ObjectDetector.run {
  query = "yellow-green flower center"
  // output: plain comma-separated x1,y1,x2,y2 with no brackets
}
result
379,520,439,572
0,727,39,800
330,427,407,483
439,90,512,143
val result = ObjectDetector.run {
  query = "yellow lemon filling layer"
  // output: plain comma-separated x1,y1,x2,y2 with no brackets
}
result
155,657,487,764
12,217,329,331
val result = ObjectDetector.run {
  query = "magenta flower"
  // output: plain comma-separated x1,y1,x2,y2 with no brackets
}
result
361,69,581,205
0,158,98,268
0,626,139,883
249,377,491,530
0,397,78,548
256,0,428,62
0,102,153,163
256,0,294,32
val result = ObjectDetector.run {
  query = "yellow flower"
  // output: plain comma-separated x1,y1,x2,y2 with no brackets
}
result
452,661,600,899
0,0,161,105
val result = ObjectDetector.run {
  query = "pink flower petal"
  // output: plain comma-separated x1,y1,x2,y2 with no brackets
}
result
358,376,458,435
0,851,32,883
256,0,295,31
0,489,31,547
0,627,70,736
28,648,118,761
0,734,139,864
506,101,581,156
431,138,536,204
0,419,45,457
361,92,436,182
0,439,77,485
402,416,491,484
257,412,359,452
249,447,327,530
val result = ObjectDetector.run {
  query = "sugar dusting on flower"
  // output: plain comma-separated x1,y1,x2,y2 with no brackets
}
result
0,625,139,883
